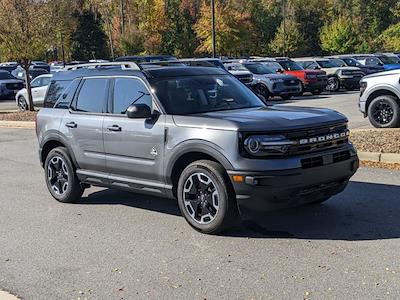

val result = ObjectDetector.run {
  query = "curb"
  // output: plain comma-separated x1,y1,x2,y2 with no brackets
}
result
0,121,35,129
0,290,20,300
358,151,400,164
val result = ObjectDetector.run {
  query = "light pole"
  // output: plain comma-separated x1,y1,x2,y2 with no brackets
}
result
211,0,216,58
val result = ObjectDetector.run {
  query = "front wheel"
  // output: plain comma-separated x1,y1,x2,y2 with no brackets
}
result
254,84,270,101
17,96,28,112
367,95,400,128
44,147,84,203
326,77,340,92
177,160,239,234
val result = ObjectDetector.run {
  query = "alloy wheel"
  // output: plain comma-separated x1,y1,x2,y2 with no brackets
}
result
47,156,69,195
18,97,27,112
326,78,339,92
372,101,394,125
183,173,220,225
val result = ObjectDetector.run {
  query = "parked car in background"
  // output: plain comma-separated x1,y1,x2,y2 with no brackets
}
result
115,55,177,63
31,61,50,72
0,62,19,73
0,70,24,99
359,69,400,128
179,58,226,70
353,54,400,71
11,66,49,80
327,56,384,75
225,62,302,100
294,58,364,92
50,62,65,73
273,58,327,95
224,63,254,86
15,74,52,111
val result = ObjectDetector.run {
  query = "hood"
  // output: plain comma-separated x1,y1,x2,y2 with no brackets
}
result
256,73,297,80
0,79,24,84
383,64,400,70
363,68,400,79
172,106,347,132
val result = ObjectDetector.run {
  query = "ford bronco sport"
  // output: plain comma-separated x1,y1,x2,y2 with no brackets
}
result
36,62,359,234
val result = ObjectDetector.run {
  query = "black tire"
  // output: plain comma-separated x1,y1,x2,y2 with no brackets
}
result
177,160,239,234
281,95,292,100
367,95,400,128
326,77,340,92
17,96,28,112
254,84,270,101
44,147,84,203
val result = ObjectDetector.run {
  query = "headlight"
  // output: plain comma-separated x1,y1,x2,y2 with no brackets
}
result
306,74,317,79
243,135,293,156
360,81,367,96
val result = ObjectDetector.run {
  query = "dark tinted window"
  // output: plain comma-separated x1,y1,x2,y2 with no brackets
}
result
44,80,72,108
54,79,81,109
0,71,14,79
244,64,275,74
278,61,303,71
113,78,152,114
75,78,108,113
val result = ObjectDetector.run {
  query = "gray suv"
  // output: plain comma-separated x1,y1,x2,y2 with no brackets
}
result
36,62,359,234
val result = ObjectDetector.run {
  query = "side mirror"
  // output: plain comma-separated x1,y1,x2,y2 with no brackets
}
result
276,68,284,73
127,104,152,119
313,66,320,70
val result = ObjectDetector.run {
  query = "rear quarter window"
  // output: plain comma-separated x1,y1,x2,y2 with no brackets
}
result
44,80,72,108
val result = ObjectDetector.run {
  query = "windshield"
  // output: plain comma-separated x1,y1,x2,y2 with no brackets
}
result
149,75,265,115
278,61,303,71
316,60,336,68
0,72,15,80
244,64,275,74
378,55,399,64
330,59,346,67
343,58,360,67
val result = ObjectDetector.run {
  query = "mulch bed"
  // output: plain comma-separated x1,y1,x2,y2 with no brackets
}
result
0,111,37,122
360,160,400,171
350,129,400,154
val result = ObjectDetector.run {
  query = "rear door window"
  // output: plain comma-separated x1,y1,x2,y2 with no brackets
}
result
74,78,108,113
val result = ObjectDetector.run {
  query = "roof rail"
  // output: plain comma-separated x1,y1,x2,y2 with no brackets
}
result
63,61,141,71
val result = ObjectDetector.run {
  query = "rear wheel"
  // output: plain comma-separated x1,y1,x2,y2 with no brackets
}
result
17,96,28,111
326,77,340,92
368,95,400,128
177,160,238,234
44,147,84,203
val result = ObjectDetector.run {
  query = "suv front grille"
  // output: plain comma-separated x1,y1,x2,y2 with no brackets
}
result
284,79,299,86
301,150,351,169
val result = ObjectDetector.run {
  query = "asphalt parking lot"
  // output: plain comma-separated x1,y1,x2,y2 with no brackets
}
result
1,124,400,299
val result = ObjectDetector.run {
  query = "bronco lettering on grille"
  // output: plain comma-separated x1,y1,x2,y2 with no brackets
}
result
298,130,349,145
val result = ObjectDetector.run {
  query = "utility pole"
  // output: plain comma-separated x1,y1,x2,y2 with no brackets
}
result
211,0,216,58
282,0,286,57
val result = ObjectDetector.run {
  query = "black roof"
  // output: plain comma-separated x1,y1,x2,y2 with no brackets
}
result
115,55,177,63
50,66,228,81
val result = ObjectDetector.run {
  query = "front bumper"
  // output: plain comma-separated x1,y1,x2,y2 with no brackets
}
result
339,77,362,89
228,153,359,211
304,79,327,91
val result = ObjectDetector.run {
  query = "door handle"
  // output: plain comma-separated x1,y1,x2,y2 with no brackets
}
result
107,125,122,132
65,122,77,128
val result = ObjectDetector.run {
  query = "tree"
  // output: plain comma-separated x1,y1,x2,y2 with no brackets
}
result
70,10,109,60
0,0,50,111
320,16,359,54
270,17,304,56
194,0,253,56
380,24,400,51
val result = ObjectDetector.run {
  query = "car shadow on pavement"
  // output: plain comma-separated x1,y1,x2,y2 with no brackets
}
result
79,181,400,241
231,181,400,240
